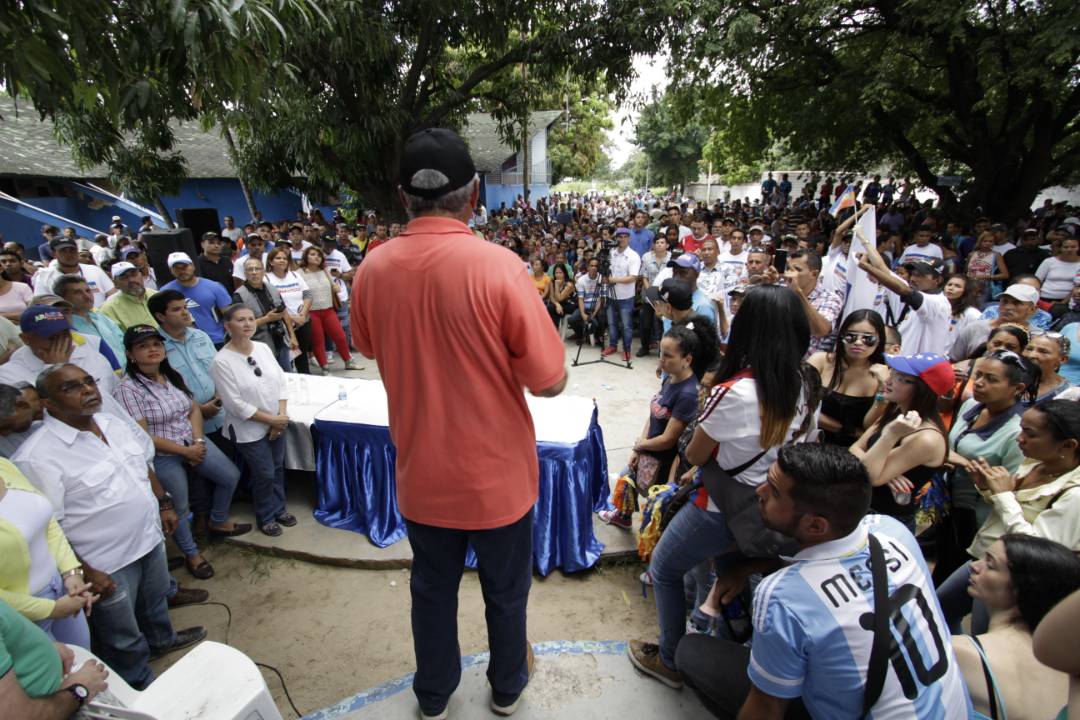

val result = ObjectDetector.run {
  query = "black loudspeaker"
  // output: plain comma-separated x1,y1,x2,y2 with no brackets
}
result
175,207,221,250
141,228,199,285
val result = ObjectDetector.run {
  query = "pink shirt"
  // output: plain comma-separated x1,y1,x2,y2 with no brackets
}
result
350,216,565,530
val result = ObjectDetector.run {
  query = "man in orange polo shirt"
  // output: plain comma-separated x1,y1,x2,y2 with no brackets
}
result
350,128,567,719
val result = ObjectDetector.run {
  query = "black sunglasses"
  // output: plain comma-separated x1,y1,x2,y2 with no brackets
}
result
841,332,879,347
246,356,262,377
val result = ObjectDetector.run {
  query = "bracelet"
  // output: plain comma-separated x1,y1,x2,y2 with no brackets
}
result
61,567,83,579
194,438,207,445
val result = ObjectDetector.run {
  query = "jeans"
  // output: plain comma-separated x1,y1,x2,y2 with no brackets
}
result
405,509,533,716
88,542,175,690
932,507,979,585
235,432,287,526
650,503,737,669
936,560,989,635
639,299,661,351
274,341,293,373
567,307,605,340
153,441,241,558
676,635,810,719
605,297,635,351
337,300,352,351
33,572,91,648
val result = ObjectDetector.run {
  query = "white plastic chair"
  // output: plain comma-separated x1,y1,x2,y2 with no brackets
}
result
68,641,283,720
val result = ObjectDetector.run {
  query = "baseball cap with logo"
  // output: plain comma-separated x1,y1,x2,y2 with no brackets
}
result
49,237,78,251
20,305,71,338
167,252,193,267
667,253,703,273
110,261,138,279
123,324,165,350
1000,284,1039,304
399,128,477,199
885,353,954,395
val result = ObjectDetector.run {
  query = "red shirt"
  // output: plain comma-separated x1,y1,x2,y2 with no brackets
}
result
365,236,389,255
681,233,711,256
350,216,566,529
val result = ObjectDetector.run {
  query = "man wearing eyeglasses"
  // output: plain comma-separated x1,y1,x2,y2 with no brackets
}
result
12,364,205,690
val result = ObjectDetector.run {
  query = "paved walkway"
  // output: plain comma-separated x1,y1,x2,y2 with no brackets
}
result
301,641,710,719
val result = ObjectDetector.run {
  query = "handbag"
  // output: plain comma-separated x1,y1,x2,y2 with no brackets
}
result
700,452,800,558
633,452,662,494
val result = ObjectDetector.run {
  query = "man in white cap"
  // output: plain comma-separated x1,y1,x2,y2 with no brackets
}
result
949,283,1040,361
160,253,233,348
100,262,157,331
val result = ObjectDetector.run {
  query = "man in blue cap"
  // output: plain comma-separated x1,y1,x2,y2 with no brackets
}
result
601,226,642,361
661,253,718,332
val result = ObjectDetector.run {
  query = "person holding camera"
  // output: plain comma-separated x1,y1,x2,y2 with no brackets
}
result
600,227,642,362
233,256,297,373
569,257,607,345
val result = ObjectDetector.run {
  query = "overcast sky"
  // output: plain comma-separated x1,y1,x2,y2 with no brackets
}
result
606,54,668,169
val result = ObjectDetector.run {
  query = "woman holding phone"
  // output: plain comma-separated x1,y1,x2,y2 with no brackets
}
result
234,256,297,373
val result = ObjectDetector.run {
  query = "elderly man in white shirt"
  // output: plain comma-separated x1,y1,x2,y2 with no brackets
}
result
0,305,155,461
12,364,206,690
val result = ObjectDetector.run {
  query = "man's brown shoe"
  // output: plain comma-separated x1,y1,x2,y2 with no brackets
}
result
627,639,683,689
168,586,209,607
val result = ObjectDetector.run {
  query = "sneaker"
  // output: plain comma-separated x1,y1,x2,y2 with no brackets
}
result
598,509,632,529
312,365,328,376
601,346,618,357
491,643,535,716
168,587,209,608
419,709,447,720
150,626,207,659
623,351,632,362
326,351,335,362
640,570,653,586
627,640,683,689
344,359,364,371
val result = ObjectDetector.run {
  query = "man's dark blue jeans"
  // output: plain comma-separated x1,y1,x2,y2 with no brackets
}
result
405,509,533,716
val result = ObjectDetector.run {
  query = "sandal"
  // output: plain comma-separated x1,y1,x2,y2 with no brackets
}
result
260,522,283,537
186,557,215,580
275,511,298,527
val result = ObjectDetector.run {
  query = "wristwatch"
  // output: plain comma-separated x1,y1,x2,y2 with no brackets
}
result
65,683,89,707
158,492,175,511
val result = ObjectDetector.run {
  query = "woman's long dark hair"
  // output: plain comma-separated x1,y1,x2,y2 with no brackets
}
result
828,309,886,391
945,273,979,318
1000,533,1080,630
877,376,946,434
982,349,1041,405
719,284,809,447
126,342,193,399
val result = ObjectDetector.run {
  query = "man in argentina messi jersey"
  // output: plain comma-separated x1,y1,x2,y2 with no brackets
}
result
676,443,973,718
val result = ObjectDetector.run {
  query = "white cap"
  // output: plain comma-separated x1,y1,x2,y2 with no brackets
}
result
749,225,764,233
1063,217,1080,227
111,215,122,222
167,252,193,267
110,261,138,279
1001,284,1039,304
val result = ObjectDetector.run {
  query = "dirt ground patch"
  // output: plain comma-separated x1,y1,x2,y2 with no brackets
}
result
153,544,656,717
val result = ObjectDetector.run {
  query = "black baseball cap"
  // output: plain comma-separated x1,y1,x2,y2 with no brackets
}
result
902,260,943,278
399,128,477,199
123,324,165,350
49,237,78,251
644,278,694,311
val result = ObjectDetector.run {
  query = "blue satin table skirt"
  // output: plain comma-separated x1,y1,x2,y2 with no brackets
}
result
312,407,610,575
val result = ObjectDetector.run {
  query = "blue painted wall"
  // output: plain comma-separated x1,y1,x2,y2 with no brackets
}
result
0,178,305,256
484,182,551,213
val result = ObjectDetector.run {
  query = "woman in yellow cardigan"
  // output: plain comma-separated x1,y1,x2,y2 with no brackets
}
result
0,457,96,647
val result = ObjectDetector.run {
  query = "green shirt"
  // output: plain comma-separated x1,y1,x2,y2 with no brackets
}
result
99,290,158,331
948,398,1026,516
0,599,62,697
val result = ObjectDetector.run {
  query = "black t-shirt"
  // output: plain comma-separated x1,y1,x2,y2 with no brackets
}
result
1002,247,1050,277
648,375,699,440
198,254,234,289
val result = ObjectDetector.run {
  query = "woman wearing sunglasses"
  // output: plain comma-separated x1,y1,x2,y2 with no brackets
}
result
934,350,1040,585
809,309,888,448
211,304,293,537
849,352,952,532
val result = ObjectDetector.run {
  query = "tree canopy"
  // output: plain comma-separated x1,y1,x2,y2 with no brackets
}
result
669,0,1080,220
633,91,710,190
1,0,669,214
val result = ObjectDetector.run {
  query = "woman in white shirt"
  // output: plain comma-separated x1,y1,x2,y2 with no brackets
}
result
1035,237,1080,304
210,305,293,537
265,248,313,374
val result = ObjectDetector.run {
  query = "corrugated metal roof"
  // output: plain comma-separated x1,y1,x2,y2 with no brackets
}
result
462,110,562,172
0,96,235,179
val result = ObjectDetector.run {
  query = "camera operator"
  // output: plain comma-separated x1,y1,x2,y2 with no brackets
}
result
600,227,642,362
569,258,607,345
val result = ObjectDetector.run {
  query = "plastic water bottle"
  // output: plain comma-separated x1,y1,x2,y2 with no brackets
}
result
337,385,347,402
892,488,912,505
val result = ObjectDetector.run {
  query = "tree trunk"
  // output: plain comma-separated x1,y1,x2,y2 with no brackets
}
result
222,127,260,222
153,197,175,228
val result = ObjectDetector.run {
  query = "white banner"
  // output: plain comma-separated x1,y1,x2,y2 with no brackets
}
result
842,206,879,320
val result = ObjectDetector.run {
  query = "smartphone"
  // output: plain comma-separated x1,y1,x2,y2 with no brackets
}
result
274,303,286,313
772,249,788,274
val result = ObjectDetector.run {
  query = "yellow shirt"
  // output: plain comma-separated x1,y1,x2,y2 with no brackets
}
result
0,458,80,621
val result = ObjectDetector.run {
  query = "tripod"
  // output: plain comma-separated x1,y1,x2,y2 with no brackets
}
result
571,276,633,370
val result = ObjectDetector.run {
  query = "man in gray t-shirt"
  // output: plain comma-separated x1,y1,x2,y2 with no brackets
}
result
949,283,1038,361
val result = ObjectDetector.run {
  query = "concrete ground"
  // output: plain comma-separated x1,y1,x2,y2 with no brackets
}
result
149,337,695,718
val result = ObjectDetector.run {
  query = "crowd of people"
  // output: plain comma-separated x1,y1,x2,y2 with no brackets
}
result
2,166,1080,719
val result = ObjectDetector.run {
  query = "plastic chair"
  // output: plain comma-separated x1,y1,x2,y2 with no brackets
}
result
68,641,283,720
